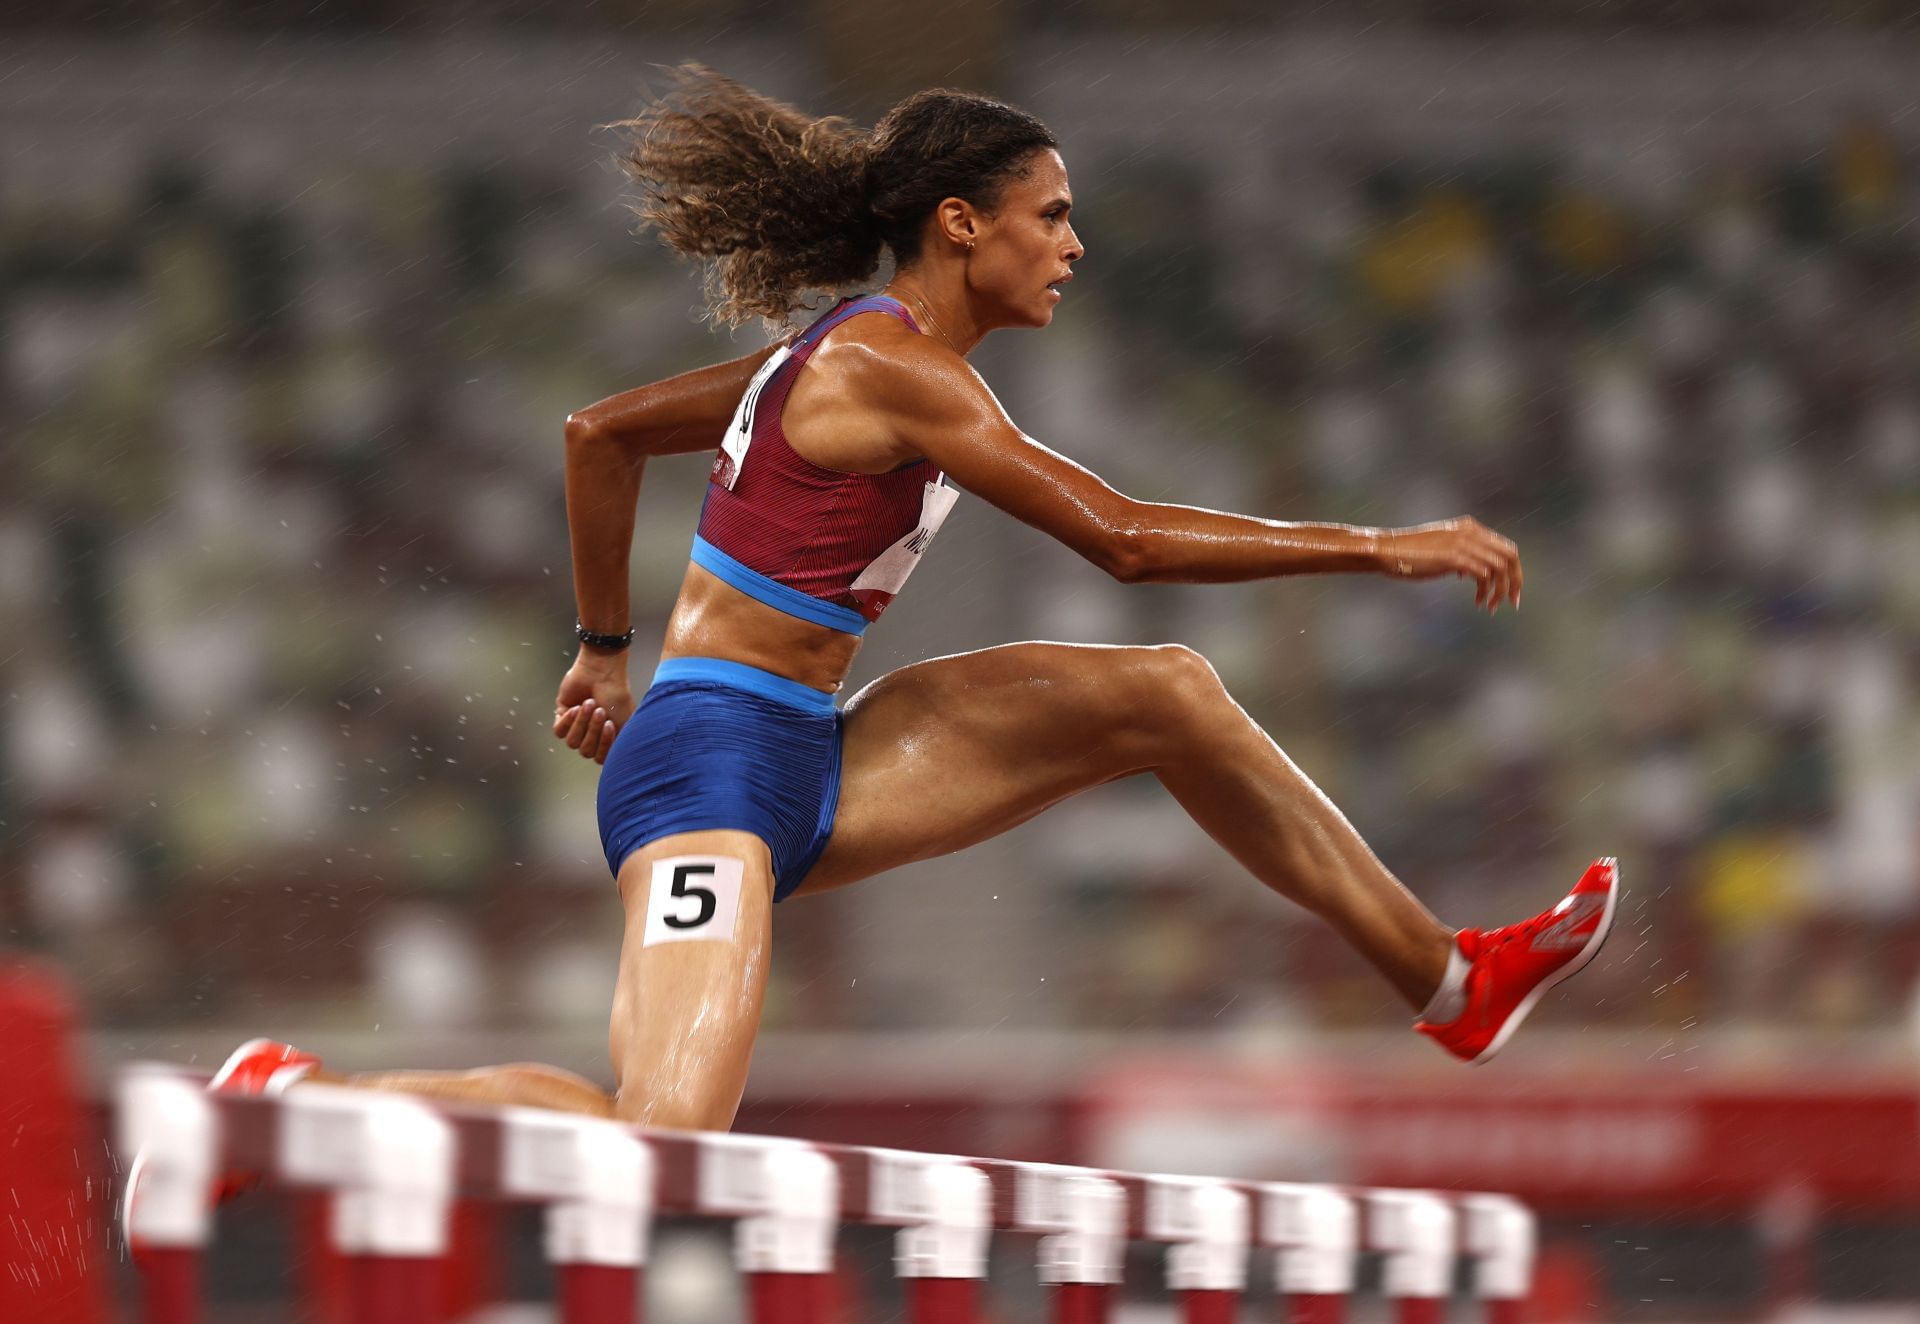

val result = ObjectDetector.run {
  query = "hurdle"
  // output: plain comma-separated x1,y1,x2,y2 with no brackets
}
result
117,1062,1536,1324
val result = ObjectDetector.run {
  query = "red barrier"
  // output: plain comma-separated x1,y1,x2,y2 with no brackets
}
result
0,958,110,1324
1082,1061,1920,1211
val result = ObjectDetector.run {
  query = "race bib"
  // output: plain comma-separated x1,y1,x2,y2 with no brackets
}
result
849,479,959,619
642,856,745,947
712,347,792,490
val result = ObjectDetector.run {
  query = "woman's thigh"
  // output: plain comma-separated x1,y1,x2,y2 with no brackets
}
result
793,640,1212,896
607,828,775,1129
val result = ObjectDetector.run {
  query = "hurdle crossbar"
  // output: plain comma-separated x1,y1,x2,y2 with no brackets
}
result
118,1062,1536,1324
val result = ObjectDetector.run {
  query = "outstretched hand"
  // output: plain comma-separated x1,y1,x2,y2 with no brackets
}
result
553,649,636,765
1377,518,1523,613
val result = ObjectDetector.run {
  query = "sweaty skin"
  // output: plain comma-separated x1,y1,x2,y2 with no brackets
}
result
332,147,1524,1128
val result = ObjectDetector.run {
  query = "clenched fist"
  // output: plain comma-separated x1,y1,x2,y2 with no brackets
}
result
553,648,636,765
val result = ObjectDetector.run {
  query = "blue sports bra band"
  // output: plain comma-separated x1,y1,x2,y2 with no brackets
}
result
651,656,839,713
689,535,870,636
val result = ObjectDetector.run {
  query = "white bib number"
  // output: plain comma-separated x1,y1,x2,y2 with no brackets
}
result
714,347,792,490
642,856,744,947
850,479,959,600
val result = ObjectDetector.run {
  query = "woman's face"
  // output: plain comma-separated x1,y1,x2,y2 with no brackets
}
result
970,149,1082,329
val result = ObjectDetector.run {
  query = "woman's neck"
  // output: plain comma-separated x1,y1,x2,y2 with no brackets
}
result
884,266,987,356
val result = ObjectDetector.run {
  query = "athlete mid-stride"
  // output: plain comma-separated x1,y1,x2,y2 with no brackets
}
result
126,68,1617,1232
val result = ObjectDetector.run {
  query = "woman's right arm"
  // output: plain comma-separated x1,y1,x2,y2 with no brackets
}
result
555,345,782,763
565,345,784,637
869,339,1523,612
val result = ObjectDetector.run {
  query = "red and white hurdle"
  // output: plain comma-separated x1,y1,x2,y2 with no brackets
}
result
118,1062,1536,1324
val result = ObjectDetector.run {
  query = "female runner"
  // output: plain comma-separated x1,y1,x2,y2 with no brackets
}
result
189,69,1616,1137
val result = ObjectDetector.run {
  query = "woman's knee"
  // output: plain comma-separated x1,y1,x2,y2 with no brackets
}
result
1100,643,1229,757
1138,642,1229,717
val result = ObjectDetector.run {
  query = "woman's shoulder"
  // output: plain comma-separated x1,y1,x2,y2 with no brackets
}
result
803,309,977,414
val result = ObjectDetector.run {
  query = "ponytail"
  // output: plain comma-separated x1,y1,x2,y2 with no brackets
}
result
611,65,1057,329
609,65,881,328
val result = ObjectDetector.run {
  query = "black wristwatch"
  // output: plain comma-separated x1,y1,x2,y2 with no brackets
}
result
575,620,636,651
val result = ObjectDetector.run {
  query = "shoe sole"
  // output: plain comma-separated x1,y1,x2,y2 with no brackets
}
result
120,1150,148,1254
1471,857,1620,1065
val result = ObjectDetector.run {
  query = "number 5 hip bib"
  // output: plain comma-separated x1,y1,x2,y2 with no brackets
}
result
643,856,746,946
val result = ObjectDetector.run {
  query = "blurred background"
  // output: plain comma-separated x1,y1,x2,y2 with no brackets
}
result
7,0,1920,1319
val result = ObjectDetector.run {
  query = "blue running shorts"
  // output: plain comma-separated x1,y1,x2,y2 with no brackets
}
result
596,657,843,902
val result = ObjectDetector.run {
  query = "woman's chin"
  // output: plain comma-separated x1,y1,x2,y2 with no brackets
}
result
985,296,1056,331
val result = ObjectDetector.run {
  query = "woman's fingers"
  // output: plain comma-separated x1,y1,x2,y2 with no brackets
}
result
1490,533,1521,608
556,700,621,762
1465,530,1521,613
1398,521,1520,611
567,702,607,751
1480,549,1507,613
1454,547,1496,608
580,712,616,763
564,704,594,750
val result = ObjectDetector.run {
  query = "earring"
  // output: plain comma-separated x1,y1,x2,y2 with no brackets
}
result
965,240,974,254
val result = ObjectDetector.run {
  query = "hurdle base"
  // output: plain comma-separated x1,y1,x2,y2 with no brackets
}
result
1395,1297,1447,1324
349,1254,444,1324
749,1269,829,1324
907,1276,981,1324
135,1247,202,1324
1285,1291,1349,1324
1052,1281,1112,1324
1180,1287,1239,1323
558,1263,640,1324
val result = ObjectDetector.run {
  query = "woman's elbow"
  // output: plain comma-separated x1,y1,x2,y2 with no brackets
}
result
566,411,647,462
564,411,605,450
1096,528,1154,584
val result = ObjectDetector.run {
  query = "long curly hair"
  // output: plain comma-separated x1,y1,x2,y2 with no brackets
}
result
608,66,1057,328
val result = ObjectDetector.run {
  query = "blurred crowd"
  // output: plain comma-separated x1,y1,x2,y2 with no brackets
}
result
5,58,1918,1053
1057,114,1920,1046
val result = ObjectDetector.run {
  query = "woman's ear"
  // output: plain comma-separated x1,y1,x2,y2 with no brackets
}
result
934,197,979,251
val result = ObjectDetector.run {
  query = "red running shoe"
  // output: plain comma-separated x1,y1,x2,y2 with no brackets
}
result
208,1037,322,1098
206,1039,321,1201
1417,858,1620,1064
122,1039,322,1253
